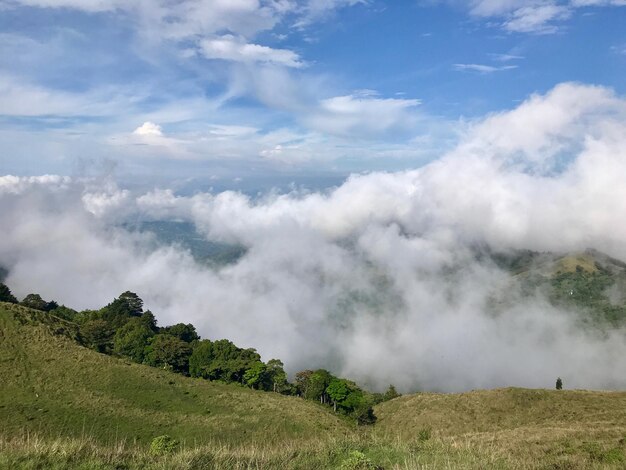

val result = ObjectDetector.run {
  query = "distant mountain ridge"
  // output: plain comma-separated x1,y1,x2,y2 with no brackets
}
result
487,248,626,327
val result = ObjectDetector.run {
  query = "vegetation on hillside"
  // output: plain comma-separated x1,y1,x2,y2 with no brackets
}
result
0,283,390,424
485,248,626,327
1,301,626,468
0,302,350,445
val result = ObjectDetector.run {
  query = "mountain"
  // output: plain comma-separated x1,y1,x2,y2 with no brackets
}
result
121,220,246,266
488,248,626,327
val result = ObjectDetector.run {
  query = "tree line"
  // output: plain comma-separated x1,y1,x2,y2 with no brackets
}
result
0,283,401,424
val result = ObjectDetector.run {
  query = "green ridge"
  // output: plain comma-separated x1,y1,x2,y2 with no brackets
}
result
0,302,349,447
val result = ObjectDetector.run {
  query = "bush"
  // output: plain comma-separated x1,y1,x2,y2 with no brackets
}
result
150,435,179,455
353,404,377,426
339,450,375,470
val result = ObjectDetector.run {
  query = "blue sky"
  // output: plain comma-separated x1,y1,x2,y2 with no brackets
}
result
1,0,625,186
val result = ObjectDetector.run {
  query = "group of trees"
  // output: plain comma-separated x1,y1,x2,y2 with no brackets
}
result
1,283,401,423
294,369,400,424
0,283,18,303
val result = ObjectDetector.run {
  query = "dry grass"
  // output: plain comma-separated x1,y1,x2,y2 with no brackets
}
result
0,432,507,469
552,253,600,274
375,388,626,468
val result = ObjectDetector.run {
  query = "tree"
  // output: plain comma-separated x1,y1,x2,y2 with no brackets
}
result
243,361,268,390
118,291,144,315
556,377,563,390
188,339,262,384
0,283,17,303
49,305,77,321
307,369,333,404
144,334,192,374
113,317,155,363
295,370,314,397
99,291,144,329
353,402,377,425
162,323,199,343
266,359,289,393
20,293,49,311
326,378,350,412
383,384,401,401
189,339,214,378
80,319,115,353
139,311,159,333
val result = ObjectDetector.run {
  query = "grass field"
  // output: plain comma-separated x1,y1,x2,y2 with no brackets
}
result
1,301,625,469
374,388,626,468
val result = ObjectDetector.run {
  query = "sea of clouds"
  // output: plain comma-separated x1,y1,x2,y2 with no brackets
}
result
1,82,626,392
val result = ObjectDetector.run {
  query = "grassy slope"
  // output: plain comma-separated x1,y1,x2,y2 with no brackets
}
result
375,388,626,467
0,302,349,447
2,301,626,468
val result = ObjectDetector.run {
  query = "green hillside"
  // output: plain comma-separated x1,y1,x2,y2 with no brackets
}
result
1,302,626,469
488,248,626,327
0,302,349,445
0,302,502,469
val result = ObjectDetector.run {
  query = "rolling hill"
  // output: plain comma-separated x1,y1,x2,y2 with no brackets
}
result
374,387,626,468
0,302,349,445
486,248,626,327
1,301,625,468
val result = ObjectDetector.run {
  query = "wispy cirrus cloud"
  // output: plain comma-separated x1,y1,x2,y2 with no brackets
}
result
433,0,626,34
453,63,518,73
502,4,571,33
488,53,525,62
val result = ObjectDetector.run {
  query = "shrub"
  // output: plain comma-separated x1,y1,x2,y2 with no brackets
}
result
556,377,563,390
339,450,375,470
150,435,179,455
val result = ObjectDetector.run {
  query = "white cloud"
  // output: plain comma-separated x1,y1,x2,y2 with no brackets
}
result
3,83,626,392
208,124,259,137
503,4,571,33
0,75,135,117
294,0,367,27
488,53,525,62
453,63,518,73
468,0,541,16
0,174,71,194
3,82,626,393
133,121,163,136
199,35,304,68
304,93,421,138
7,0,122,12
570,0,626,6
5,0,365,41
453,82,622,167
438,0,626,33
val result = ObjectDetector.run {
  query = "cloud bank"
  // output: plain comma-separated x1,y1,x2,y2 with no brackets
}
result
1,82,625,392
